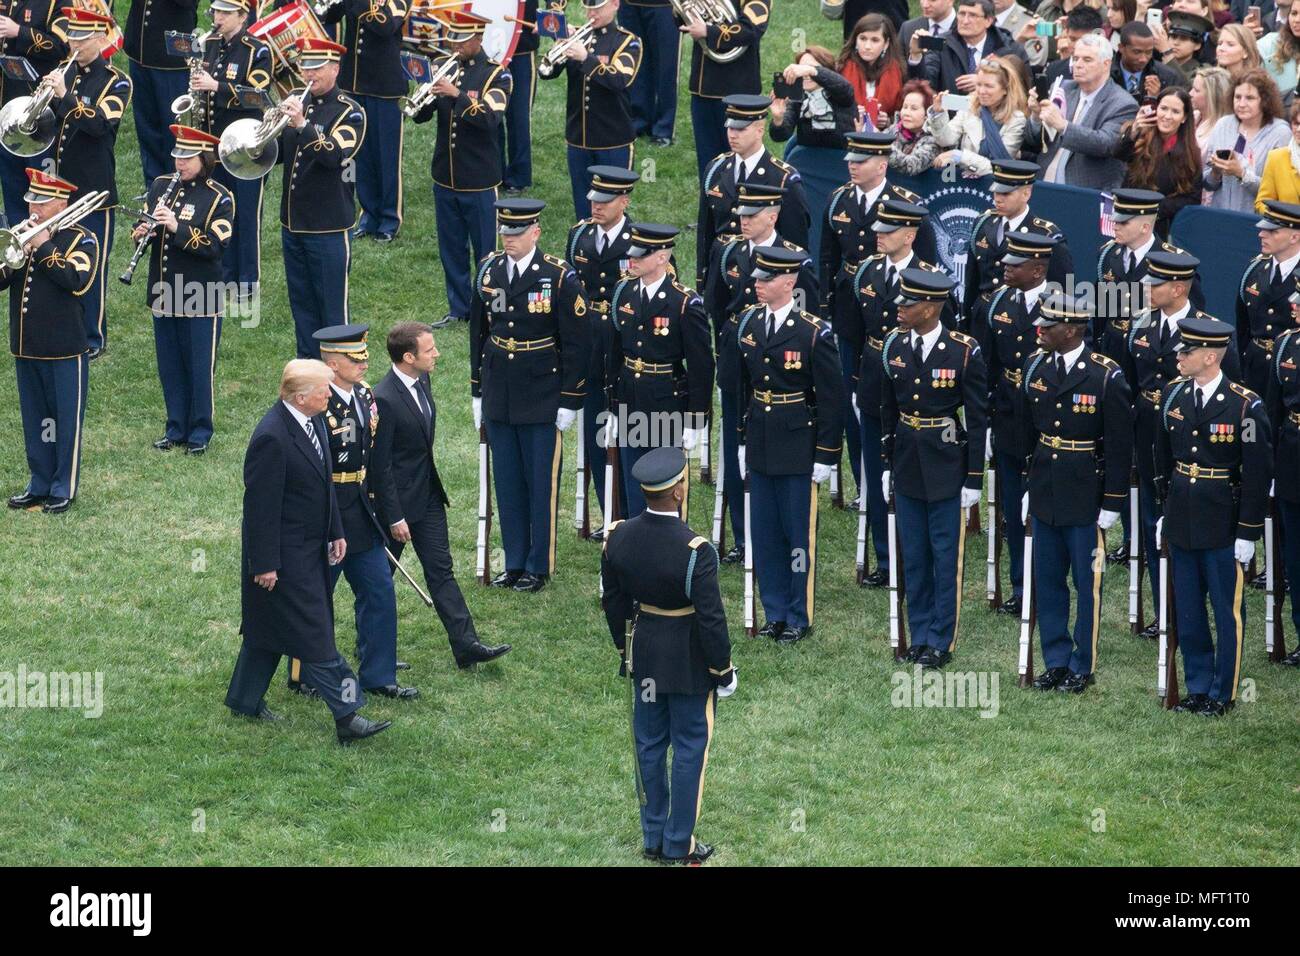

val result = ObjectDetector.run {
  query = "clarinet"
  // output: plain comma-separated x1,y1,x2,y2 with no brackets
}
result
119,173,181,286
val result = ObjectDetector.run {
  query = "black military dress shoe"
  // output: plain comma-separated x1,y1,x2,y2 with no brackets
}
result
365,684,419,700
336,713,392,745
996,596,1022,616
7,491,45,509
513,572,548,592
1105,545,1129,565
42,497,71,514
348,223,373,240
1172,693,1208,713
231,703,283,722
185,443,207,456
776,625,811,645
1032,666,1069,690
490,569,522,588
86,346,104,361
1056,671,1094,694
904,643,926,663
662,841,713,865
587,527,605,542
429,314,464,330
720,545,744,565
918,647,952,670
642,846,661,861
1280,649,1300,666
756,620,785,639
1196,698,1234,717
374,232,396,244
456,641,512,668
862,567,888,588
287,681,319,699
1250,574,1268,591
153,437,177,451
1139,622,1159,640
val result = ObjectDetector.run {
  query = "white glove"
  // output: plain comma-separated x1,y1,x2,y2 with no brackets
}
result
985,431,993,460
555,407,577,432
851,392,861,424
1098,509,1120,531
472,396,482,430
961,487,982,510
717,670,738,699
1155,516,1164,550
812,463,832,484
738,445,747,479
1235,538,1254,564
682,427,704,451
882,469,892,503
1021,492,1029,524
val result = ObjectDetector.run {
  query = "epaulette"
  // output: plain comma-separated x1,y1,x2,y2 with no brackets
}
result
337,91,362,112
688,535,708,549
918,259,944,273
800,311,821,328
780,238,808,255
891,184,921,203
209,179,234,202
949,329,976,348
542,252,568,270
601,519,623,553
1160,240,1189,255
1229,382,1261,403
1090,351,1119,371
1032,216,1061,235
1240,255,1269,297
684,535,716,599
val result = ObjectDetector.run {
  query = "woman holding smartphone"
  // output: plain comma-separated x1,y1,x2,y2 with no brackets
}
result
927,56,1027,176
769,46,859,149
1113,88,1203,236
835,13,905,130
1202,68,1291,212
887,79,944,174
1257,3,1300,92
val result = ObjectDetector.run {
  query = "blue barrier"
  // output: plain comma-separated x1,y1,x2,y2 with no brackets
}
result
1170,206,1263,322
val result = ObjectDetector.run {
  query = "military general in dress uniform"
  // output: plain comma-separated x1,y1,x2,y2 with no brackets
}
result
601,446,735,865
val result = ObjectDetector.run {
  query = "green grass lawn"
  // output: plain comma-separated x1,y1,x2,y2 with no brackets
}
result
0,3,1297,867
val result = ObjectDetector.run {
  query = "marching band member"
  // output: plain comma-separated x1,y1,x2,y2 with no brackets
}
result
566,164,639,531
703,182,817,564
1154,317,1272,717
410,8,511,330
196,0,272,297
881,269,987,670
1015,294,1133,694
2,169,99,515
124,0,197,184
619,0,677,145
131,124,232,456
537,0,641,222
324,0,409,243
277,36,366,359
736,246,842,645
49,6,130,360
1236,200,1300,398
469,198,590,593
1266,292,1300,666
501,0,537,195
606,222,714,518
0,0,67,225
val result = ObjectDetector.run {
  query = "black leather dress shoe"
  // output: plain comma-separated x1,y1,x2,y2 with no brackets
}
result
662,841,713,865
490,569,522,588
1280,649,1300,667
86,346,104,361
374,232,396,244
1250,574,1268,591
456,641,512,668
185,443,207,456
1196,698,1233,717
918,647,952,670
42,497,71,514
429,314,463,330
720,545,744,565
287,681,319,699
588,527,605,542
7,491,45,509
997,596,1022,616
1105,545,1129,565
395,660,410,670
776,625,811,645
904,644,925,663
365,684,419,700
349,224,373,240
1173,693,1208,712
862,567,888,588
642,846,661,861
1140,621,1159,640
847,495,860,511
336,713,392,745
512,572,548,592
153,437,177,451
756,620,785,640
650,136,674,147
232,703,283,721
1056,671,1094,694
1032,666,1069,690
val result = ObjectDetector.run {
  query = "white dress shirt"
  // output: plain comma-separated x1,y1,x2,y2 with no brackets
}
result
911,322,943,361
507,246,536,281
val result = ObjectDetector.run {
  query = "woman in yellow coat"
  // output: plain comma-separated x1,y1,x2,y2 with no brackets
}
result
1256,103,1300,211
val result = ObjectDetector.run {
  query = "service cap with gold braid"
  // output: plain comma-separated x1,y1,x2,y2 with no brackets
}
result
434,6,491,42
295,36,346,69
1175,316,1233,352
843,130,895,162
1143,250,1199,285
1000,231,1059,264
626,222,678,257
894,266,955,304
750,244,806,279
872,199,928,233
1111,188,1164,222
1033,292,1091,326
632,446,688,494
169,124,220,159
722,94,771,128
990,158,1038,193
1255,199,1300,231
586,165,638,203
734,182,785,215
23,167,76,203
60,6,112,40
495,197,545,234
313,323,371,362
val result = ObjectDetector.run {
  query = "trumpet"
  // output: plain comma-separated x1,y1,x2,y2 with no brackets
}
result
671,0,747,64
218,88,308,180
537,21,595,76
0,189,108,270
399,55,463,119
170,30,215,129
0,55,75,157
119,173,181,285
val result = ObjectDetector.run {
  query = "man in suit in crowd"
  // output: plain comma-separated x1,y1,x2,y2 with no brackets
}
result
906,0,1027,96
1112,22,1187,98
372,322,512,668
900,0,957,55
225,358,392,745
1025,33,1137,192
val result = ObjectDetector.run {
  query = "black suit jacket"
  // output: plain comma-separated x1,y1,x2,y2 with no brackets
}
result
371,368,450,530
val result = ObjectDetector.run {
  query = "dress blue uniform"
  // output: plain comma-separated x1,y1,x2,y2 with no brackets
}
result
601,446,734,864
0,0,65,225
1016,296,1133,691
277,39,366,359
2,169,98,513
537,3,640,220
703,184,818,558
1235,201,1300,396
607,223,714,517
138,126,233,452
1154,318,1273,715
470,199,590,584
123,0,196,185
500,0,537,191
619,0,677,141
737,247,843,639
1264,298,1300,663
882,269,988,665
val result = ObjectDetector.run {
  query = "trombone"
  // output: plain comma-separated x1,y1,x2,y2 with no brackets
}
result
0,54,76,157
0,189,109,270
399,54,462,119
217,87,308,180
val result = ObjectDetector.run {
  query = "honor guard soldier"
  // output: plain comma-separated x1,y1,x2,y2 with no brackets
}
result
124,0,198,184
501,0,537,193
1154,317,1273,716
851,200,947,587
1266,292,1300,665
963,158,1071,329
469,199,590,592
703,182,817,563
1122,251,1240,636
0,0,67,224
1235,200,1300,397
676,0,769,178
979,231,1059,617
195,0,271,295
1015,294,1133,693
537,0,641,221
881,269,988,669
3,169,99,515
737,246,843,644
607,223,714,517
49,7,130,359
276,37,366,360
566,165,639,530
410,8,511,329
697,94,808,287
309,324,417,699
132,125,233,455
323,0,408,242
619,0,677,145
601,446,735,865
